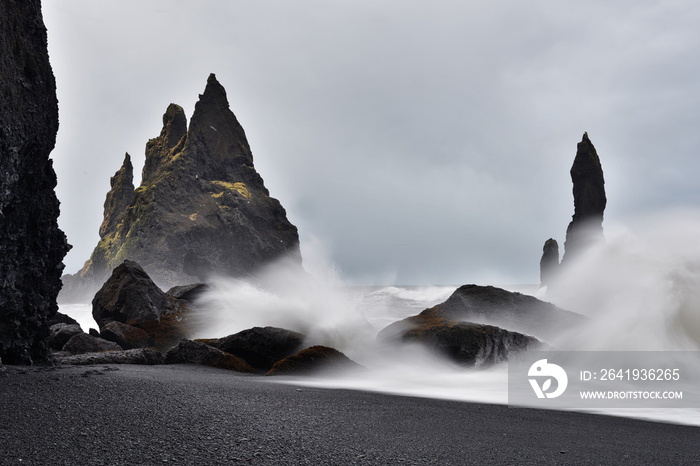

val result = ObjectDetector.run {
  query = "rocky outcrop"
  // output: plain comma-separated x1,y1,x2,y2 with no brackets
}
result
56,348,164,365
100,321,152,350
265,346,363,376
46,324,84,351
200,327,306,370
63,74,301,300
389,285,584,344
62,334,122,355
0,0,71,364
539,238,559,286
562,132,606,264
92,260,200,349
378,314,541,366
99,153,134,238
164,339,257,373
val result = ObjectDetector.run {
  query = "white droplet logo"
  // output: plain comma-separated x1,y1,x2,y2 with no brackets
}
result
528,359,568,399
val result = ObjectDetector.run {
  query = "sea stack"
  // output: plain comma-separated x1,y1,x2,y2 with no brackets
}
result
0,1,71,363
562,132,606,264
63,74,301,298
539,238,559,287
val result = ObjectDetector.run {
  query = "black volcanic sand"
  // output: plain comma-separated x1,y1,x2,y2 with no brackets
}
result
1,365,698,465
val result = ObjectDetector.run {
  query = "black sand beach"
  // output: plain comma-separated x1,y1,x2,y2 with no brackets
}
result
1,364,698,465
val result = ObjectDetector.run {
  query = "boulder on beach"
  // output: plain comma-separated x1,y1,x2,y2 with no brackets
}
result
46,324,84,351
201,326,306,370
165,339,257,373
100,321,152,350
418,284,584,342
265,345,363,376
92,260,200,349
378,314,541,367
62,334,123,355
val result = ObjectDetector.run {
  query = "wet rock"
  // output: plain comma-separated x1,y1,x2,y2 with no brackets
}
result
378,314,541,367
46,324,84,351
417,284,584,342
62,334,122,355
100,321,152,350
266,346,363,376
165,283,210,303
204,326,306,370
92,260,200,349
0,0,71,364
56,348,164,366
164,339,256,373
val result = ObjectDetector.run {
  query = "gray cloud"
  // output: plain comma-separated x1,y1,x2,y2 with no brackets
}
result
43,0,700,285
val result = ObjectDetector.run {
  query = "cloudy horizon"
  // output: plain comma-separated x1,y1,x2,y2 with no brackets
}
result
43,1,700,286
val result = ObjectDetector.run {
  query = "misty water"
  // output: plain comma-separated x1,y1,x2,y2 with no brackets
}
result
61,208,700,427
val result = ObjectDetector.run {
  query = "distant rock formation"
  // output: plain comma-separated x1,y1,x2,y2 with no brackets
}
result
538,132,606,283
562,132,606,264
0,0,71,364
62,74,301,300
539,238,559,287
99,152,134,238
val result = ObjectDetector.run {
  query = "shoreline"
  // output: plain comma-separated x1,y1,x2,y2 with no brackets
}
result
1,364,698,465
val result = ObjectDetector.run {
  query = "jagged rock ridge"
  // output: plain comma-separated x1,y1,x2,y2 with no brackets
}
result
64,74,301,297
0,0,71,364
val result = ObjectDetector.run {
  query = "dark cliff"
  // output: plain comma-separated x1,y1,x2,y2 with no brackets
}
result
65,74,301,297
0,0,70,363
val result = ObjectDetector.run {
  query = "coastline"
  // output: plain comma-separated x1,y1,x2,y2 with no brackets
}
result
1,364,698,465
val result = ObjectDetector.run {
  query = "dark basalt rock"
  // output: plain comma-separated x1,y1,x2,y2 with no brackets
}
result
165,283,210,303
164,339,256,373
56,348,164,365
46,324,84,351
265,345,364,376
539,238,560,287
0,0,71,364
202,326,306,370
378,314,541,367
48,312,80,327
62,334,122,355
99,153,134,238
92,260,200,349
92,260,170,328
100,321,152,350
398,284,584,343
64,74,301,299
562,132,606,264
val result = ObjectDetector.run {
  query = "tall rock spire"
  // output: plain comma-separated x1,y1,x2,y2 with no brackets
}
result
99,152,134,238
562,132,606,264
62,74,301,299
142,104,187,184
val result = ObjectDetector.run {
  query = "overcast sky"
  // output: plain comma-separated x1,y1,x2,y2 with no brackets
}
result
42,1,700,286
